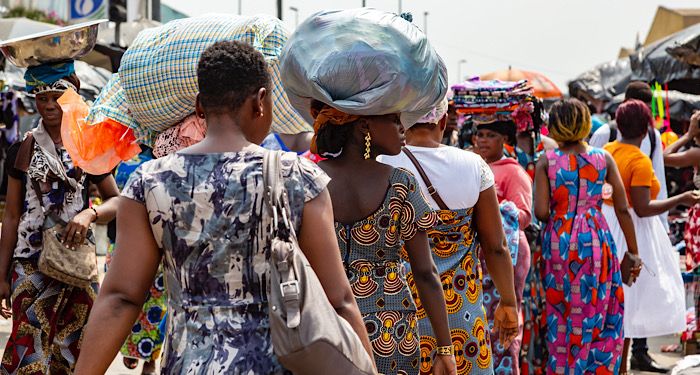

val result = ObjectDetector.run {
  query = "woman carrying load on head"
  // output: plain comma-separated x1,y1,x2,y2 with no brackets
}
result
472,116,532,375
280,9,493,375
75,40,372,375
379,97,520,375
0,61,120,373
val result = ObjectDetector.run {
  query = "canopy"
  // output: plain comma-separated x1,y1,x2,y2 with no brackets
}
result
480,68,562,99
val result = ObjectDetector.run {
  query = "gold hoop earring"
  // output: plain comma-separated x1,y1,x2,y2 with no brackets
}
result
364,133,371,160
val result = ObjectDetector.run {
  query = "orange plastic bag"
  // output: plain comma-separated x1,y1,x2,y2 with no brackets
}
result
58,89,141,175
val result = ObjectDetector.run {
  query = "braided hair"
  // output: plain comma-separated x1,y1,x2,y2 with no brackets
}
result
312,100,356,158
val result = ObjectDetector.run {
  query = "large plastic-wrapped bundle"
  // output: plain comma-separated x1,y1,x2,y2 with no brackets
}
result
86,14,310,147
280,8,447,128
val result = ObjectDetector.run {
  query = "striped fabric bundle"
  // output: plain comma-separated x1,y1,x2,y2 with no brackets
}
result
86,14,310,146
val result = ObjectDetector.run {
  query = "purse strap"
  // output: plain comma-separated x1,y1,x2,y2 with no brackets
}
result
263,150,301,329
401,147,449,210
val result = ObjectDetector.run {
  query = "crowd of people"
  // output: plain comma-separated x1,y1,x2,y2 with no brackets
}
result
0,7,696,375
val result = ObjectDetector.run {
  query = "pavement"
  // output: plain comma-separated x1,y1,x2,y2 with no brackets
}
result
0,255,693,374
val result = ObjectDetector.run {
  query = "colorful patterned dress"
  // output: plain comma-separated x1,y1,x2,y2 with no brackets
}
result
335,168,437,375
541,149,624,375
122,147,329,374
404,208,494,375
1,138,108,374
108,147,168,362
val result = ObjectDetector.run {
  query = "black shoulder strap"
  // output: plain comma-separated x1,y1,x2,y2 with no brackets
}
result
648,127,657,158
608,125,618,143
401,147,449,210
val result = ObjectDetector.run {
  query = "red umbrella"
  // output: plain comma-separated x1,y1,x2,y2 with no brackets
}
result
480,67,562,99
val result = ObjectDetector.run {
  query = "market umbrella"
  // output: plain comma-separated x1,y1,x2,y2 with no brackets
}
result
568,58,631,102
480,67,562,99
0,18,58,41
631,23,700,84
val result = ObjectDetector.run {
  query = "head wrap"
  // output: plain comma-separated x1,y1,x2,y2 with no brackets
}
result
281,8,447,129
417,96,449,125
310,104,360,154
24,61,77,95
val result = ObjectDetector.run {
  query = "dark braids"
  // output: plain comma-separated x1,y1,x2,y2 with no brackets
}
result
311,99,356,159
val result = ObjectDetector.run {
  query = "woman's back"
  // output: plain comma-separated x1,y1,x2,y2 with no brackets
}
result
546,148,607,218
122,146,328,374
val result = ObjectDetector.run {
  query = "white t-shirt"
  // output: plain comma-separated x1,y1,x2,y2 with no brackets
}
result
589,123,669,230
378,145,494,211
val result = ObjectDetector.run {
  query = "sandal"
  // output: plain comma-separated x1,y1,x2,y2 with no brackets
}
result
123,357,139,370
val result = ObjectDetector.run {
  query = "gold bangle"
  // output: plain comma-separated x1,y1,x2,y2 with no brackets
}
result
436,345,454,356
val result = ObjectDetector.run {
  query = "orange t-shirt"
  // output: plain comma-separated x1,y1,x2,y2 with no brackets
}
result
603,141,660,207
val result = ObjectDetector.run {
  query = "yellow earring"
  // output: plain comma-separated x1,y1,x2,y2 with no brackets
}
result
364,133,371,160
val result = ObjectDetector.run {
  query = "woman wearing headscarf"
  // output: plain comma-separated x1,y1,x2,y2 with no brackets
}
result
602,100,697,374
534,98,639,374
281,9,457,375
0,61,120,373
379,99,520,375
473,119,532,375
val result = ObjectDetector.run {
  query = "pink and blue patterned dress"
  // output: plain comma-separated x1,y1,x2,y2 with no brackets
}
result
541,149,624,375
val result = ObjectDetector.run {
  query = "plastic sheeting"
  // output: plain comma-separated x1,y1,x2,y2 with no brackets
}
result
630,23,700,84
568,58,631,102
58,89,140,175
280,8,447,128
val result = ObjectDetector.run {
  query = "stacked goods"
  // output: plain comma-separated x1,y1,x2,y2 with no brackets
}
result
452,78,537,132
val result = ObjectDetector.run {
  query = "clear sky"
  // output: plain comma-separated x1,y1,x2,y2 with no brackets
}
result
161,0,694,94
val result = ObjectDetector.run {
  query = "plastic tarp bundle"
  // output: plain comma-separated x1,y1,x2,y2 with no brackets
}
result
86,14,310,148
280,8,447,128
631,23,700,83
568,58,631,102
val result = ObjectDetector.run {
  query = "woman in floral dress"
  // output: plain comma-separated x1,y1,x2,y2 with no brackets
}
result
533,99,640,374
75,41,372,374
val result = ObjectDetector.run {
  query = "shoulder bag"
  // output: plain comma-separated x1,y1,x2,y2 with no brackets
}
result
263,150,376,375
16,134,98,288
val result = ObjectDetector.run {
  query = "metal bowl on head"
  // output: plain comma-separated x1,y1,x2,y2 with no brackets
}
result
0,19,106,68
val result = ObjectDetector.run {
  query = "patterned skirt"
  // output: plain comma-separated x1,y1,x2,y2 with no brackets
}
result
362,310,420,375
1,259,98,374
107,245,167,362
519,235,548,375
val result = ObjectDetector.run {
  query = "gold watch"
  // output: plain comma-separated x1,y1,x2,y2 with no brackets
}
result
436,345,454,356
